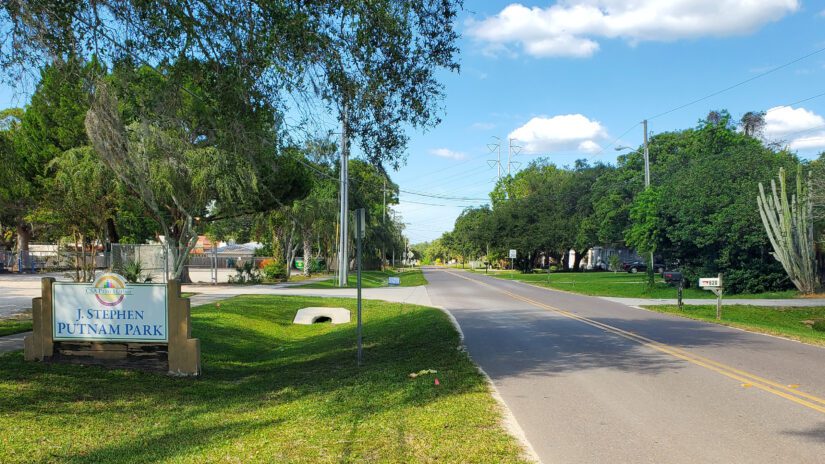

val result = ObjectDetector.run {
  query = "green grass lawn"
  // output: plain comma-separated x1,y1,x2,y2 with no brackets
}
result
471,269,799,299
643,304,825,346
298,269,428,289
0,318,32,337
0,295,527,463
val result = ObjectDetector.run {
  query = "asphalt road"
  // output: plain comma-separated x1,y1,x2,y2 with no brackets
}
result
424,267,825,463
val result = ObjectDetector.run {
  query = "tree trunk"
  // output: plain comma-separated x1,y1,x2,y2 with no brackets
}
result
74,232,81,282
16,222,31,252
106,217,119,247
302,232,312,276
573,249,586,272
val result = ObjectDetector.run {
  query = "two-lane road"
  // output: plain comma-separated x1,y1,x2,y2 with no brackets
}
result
424,267,825,463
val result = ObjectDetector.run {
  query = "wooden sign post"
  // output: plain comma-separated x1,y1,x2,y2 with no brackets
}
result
699,274,724,320
24,273,200,376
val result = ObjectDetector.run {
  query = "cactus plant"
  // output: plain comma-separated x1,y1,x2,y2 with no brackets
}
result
757,166,819,294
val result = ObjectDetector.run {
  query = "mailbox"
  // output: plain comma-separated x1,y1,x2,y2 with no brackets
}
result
663,271,683,285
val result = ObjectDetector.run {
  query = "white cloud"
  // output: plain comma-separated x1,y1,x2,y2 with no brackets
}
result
471,122,496,131
763,106,825,150
429,147,468,160
467,1,799,58
508,114,607,154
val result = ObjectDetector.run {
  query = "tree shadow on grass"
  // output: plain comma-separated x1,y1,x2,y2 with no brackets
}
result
44,417,284,464
0,296,487,461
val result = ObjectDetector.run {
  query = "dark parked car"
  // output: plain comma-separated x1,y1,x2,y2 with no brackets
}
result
623,261,666,274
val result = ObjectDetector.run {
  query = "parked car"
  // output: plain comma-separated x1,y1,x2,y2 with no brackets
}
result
623,260,666,274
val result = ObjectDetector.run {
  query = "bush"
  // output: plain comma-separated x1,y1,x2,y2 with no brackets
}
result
721,267,792,295
262,260,287,282
121,260,154,283
228,260,262,284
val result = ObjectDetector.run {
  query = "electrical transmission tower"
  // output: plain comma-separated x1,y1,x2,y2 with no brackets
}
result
487,136,503,180
487,136,523,180
508,138,522,176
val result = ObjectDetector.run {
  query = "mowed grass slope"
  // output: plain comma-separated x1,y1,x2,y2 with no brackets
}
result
0,318,32,337
299,269,427,289
0,295,527,464
644,304,825,346
473,269,798,299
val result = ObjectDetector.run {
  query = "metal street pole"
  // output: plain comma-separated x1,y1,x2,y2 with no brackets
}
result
338,106,349,287
356,208,364,366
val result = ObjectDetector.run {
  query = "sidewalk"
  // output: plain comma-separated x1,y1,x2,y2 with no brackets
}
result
601,297,825,307
0,284,432,353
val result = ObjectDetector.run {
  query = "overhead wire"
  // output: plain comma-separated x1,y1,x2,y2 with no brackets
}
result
646,44,825,121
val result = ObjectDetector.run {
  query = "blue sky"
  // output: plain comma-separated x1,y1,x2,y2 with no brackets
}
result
2,1,825,245
394,0,825,243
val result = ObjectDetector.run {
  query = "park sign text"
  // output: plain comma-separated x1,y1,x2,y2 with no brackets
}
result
53,273,168,342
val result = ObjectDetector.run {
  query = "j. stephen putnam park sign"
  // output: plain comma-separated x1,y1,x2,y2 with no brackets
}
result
25,273,200,376
53,273,168,342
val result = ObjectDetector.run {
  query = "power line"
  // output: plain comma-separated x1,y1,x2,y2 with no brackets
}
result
400,199,483,208
398,189,488,201
647,44,825,121
592,122,643,157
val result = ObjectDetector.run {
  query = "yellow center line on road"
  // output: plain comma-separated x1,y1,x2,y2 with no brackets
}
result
444,269,825,415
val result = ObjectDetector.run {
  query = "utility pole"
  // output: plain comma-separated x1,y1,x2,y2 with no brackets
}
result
643,120,650,188
338,105,349,287
643,119,654,287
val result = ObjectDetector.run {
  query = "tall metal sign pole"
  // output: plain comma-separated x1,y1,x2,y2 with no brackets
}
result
355,208,365,366
338,106,349,287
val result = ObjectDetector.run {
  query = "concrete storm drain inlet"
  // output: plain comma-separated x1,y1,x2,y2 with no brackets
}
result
293,307,351,325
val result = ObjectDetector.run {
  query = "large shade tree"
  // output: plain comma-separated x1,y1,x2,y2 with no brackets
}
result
2,0,462,168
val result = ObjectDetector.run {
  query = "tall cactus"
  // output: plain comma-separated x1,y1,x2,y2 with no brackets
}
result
757,166,819,294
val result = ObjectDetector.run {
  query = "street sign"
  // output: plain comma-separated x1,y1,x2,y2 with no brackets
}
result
357,208,366,238
699,277,721,288
509,249,517,259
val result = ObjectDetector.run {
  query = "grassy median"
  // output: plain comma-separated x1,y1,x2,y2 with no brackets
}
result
472,269,798,299
0,295,527,463
298,269,428,289
643,304,825,346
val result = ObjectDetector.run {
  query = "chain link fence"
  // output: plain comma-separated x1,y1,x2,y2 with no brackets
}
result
1,243,274,284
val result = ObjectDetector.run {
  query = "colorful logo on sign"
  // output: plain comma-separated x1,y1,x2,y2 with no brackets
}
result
86,273,131,307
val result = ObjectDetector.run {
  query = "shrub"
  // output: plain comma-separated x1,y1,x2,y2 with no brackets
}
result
121,260,154,283
228,260,262,284
723,267,792,295
262,260,287,282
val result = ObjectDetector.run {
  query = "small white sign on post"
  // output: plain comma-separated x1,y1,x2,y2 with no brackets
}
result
53,273,168,342
509,249,517,259
699,274,724,320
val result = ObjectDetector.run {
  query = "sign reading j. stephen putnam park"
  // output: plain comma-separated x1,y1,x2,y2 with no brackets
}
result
53,273,168,343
